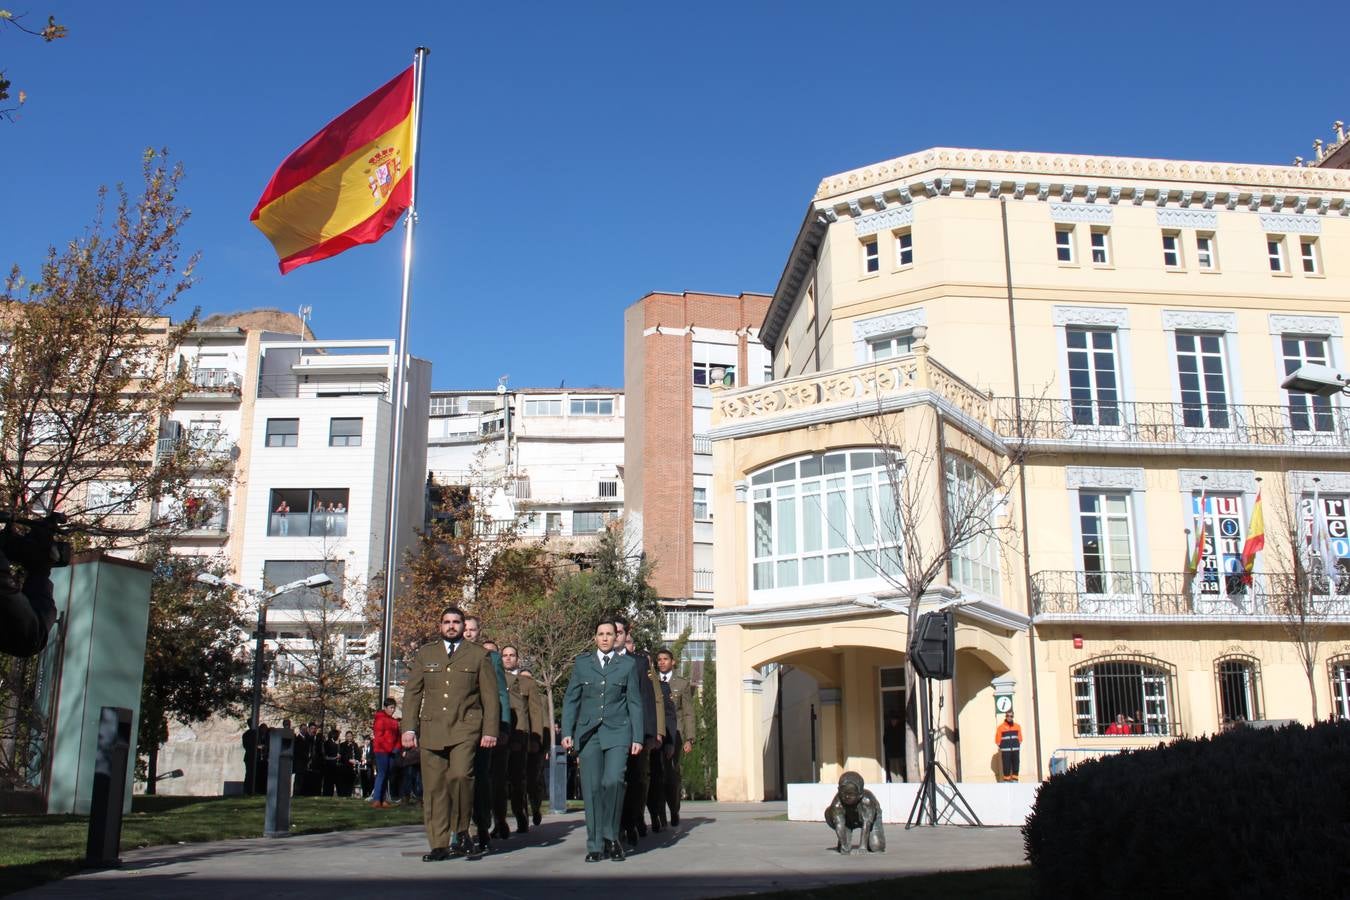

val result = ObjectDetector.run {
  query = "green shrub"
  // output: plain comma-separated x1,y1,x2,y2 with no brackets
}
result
1023,720,1350,899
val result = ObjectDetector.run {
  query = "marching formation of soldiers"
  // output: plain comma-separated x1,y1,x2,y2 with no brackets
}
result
401,606,696,862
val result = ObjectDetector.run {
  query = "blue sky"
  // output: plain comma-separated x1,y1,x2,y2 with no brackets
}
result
4,1,1347,390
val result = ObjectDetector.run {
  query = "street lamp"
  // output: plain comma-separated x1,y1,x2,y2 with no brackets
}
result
197,571,334,794
1281,363,1349,397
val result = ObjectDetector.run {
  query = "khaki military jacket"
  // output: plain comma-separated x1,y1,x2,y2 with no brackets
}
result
402,638,500,749
666,673,696,742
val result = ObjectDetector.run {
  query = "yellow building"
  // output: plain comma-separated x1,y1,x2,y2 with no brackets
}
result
710,147,1350,802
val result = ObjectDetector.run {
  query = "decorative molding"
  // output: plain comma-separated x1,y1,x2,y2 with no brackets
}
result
1052,306,1129,329
1178,469,1256,493
734,480,748,503
1049,202,1113,225
853,205,914,237
852,307,927,341
742,677,764,694
1259,213,1321,235
1268,314,1343,337
1156,208,1218,230
1065,466,1146,491
1161,309,1237,332
1288,471,1350,495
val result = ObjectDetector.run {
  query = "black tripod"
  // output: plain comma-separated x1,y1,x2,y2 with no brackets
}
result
905,676,982,829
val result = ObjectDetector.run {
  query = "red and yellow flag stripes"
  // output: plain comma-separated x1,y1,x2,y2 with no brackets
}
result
251,66,415,274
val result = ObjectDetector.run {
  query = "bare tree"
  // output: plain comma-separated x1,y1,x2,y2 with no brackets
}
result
0,9,67,121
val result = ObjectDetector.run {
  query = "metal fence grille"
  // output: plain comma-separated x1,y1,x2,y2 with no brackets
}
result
1072,656,1179,737
1216,657,1262,725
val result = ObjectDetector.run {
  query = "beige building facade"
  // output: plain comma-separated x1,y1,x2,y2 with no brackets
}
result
711,147,1350,801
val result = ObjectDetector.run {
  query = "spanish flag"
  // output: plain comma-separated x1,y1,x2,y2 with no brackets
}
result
1240,488,1264,585
251,66,415,274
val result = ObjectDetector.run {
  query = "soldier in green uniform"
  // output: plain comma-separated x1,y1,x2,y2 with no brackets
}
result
654,648,696,827
562,620,644,862
401,606,500,861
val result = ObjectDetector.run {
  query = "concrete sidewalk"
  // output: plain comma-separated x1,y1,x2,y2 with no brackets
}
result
17,802,1026,899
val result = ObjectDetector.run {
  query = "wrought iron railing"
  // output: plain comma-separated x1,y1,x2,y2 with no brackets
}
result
1032,570,1350,617
189,368,243,393
996,397,1350,450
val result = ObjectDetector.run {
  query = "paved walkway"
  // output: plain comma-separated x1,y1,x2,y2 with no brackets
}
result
19,802,1026,899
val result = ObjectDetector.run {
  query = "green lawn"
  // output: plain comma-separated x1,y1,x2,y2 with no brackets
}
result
0,795,424,897
734,866,1035,900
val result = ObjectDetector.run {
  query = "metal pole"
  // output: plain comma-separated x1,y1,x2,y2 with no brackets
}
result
379,47,430,701
248,600,266,796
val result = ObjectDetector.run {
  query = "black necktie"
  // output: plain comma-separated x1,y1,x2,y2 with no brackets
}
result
447,642,456,660
601,654,609,668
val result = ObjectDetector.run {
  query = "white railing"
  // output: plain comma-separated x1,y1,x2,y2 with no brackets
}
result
693,435,712,455
664,609,713,637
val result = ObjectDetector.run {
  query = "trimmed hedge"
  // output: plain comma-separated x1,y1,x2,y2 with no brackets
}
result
1023,720,1350,899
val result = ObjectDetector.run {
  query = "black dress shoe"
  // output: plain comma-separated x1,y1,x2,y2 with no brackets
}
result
585,851,604,862
515,819,529,834
532,810,542,826
451,832,478,858
610,841,626,861
423,848,451,862
670,812,679,826
474,832,491,855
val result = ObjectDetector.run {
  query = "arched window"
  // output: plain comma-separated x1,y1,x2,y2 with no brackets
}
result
1330,656,1350,721
1215,656,1262,726
1072,656,1178,737
748,449,902,593
945,455,1000,598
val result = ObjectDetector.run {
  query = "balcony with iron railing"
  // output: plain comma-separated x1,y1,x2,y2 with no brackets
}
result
664,609,714,638
156,434,237,465
996,397,1350,456
1032,569,1350,620
185,368,243,398
693,569,714,594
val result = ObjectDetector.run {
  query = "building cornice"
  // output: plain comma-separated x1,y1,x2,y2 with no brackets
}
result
708,596,895,628
762,146,1350,349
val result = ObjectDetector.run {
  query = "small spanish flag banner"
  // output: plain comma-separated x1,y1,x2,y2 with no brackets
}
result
1240,488,1264,585
251,66,415,274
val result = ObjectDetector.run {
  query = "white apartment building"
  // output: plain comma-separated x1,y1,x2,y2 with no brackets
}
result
426,386,624,550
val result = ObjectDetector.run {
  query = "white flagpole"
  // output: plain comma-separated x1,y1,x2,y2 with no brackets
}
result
379,46,429,703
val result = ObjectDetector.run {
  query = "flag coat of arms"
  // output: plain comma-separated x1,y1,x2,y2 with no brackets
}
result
251,66,415,274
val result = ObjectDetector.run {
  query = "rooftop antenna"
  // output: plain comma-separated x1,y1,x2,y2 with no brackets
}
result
298,304,312,340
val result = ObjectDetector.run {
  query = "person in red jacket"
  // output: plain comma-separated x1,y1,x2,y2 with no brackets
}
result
995,711,1023,782
371,697,402,807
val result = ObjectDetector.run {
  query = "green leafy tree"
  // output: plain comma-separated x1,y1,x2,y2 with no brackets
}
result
137,545,250,793
681,660,717,799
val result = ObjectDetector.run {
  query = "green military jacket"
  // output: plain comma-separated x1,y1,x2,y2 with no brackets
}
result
402,638,500,749
666,672,696,742
561,650,644,751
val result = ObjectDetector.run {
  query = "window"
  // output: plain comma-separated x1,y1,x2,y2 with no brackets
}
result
86,480,134,515
1267,236,1286,273
868,332,914,361
1175,332,1230,429
598,480,618,499
268,488,350,537
750,450,903,592
1090,228,1110,265
545,512,562,534
693,362,735,387
569,397,614,416
862,237,879,274
1283,335,1335,434
1301,238,1320,274
1066,328,1121,426
1332,657,1350,720
693,487,709,521
1216,657,1262,726
1190,493,1248,599
945,456,999,597
894,229,913,267
573,510,615,534
265,418,299,448
523,398,562,416
1299,494,1350,593
1196,233,1217,270
1079,492,1136,594
1072,657,1176,737
328,418,363,447
1161,231,1182,268
261,560,344,611
1055,226,1075,263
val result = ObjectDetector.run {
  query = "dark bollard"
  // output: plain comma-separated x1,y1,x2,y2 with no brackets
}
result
549,745,567,815
85,706,133,868
265,727,294,837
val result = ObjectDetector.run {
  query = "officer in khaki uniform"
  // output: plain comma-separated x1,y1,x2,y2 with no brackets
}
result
500,645,538,833
654,648,696,826
402,606,500,861
520,668,548,825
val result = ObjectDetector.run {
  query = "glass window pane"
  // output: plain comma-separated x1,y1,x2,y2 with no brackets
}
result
827,488,848,549
776,496,798,554
802,491,823,552
853,486,875,545
802,556,824,585
827,553,851,582
754,501,773,557
776,558,799,588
